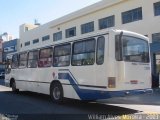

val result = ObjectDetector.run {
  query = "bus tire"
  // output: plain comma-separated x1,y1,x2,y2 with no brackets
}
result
50,82,64,104
11,80,19,93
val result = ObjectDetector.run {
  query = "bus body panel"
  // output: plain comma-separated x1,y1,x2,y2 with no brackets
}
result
116,62,151,91
5,30,152,101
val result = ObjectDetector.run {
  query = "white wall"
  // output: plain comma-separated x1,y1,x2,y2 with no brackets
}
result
19,0,160,52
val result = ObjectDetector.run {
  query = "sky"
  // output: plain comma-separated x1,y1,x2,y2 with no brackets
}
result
0,0,102,38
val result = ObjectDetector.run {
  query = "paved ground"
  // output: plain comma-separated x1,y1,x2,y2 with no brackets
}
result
0,80,160,120
0,79,4,86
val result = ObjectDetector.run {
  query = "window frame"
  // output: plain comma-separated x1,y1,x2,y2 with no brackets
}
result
154,1,160,16
38,47,53,68
122,7,142,24
11,54,19,69
27,50,39,68
53,31,62,41
66,27,76,38
19,52,28,68
99,15,115,30
152,32,160,43
53,43,71,67
81,21,94,34
25,41,30,46
72,38,96,66
96,36,105,65
33,39,39,44
42,35,50,41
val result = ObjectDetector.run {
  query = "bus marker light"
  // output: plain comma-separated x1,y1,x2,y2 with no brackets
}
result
130,80,138,84
108,77,116,88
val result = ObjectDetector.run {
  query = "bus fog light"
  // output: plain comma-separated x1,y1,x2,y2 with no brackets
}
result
108,77,116,88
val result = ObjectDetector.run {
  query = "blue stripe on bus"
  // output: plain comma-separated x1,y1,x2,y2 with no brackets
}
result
58,70,152,100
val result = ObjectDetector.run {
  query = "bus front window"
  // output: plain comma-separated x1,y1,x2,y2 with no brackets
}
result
122,36,149,63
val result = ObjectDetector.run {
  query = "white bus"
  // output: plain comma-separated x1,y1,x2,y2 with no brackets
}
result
5,30,152,103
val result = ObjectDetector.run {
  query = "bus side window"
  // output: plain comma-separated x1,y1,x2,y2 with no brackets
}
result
19,52,28,68
96,36,105,65
5,59,11,74
28,50,38,68
11,54,19,69
38,48,52,67
72,38,95,66
53,44,71,67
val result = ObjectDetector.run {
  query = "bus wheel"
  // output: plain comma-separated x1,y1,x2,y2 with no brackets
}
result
50,82,63,103
11,81,19,93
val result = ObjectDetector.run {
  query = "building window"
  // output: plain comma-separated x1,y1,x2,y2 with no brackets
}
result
53,31,62,41
66,27,76,38
72,38,95,66
25,27,29,32
25,41,30,46
81,22,94,34
96,36,105,65
42,35,50,41
3,46,15,52
28,50,39,68
99,15,115,29
38,48,52,67
122,7,142,24
33,39,39,44
11,54,19,69
4,48,8,52
152,33,160,43
154,2,160,16
19,52,28,68
53,44,71,67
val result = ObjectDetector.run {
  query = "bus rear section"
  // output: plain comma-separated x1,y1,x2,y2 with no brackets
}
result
107,30,152,97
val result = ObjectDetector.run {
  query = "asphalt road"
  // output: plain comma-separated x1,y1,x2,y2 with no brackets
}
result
0,80,160,120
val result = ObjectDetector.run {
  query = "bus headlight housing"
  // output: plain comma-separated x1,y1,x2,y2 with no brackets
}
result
108,77,116,88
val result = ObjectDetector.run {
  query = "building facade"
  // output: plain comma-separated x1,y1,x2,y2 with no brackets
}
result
2,39,18,61
19,0,160,86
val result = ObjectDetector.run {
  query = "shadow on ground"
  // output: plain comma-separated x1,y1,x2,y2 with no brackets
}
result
0,91,139,115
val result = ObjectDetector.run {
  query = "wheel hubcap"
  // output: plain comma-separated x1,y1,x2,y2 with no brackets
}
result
53,87,61,100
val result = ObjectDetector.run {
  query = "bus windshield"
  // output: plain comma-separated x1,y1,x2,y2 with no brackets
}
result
122,35,149,63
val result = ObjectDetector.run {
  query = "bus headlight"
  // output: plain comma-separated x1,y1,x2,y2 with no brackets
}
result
108,77,116,88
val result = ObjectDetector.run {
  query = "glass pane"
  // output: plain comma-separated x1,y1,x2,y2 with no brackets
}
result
28,50,38,60
66,27,76,38
99,16,114,29
73,39,95,54
72,53,95,66
122,36,149,63
38,58,52,67
12,54,19,69
81,22,94,34
28,60,38,68
53,44,71,67
20,53,27,61
54,44,71,56
53,31,62,41
122,7,142,24
19,61,27,68
154,2,160,16
54,55,70,67
97,37,105,65
152,33,160,43
40,48,52,58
